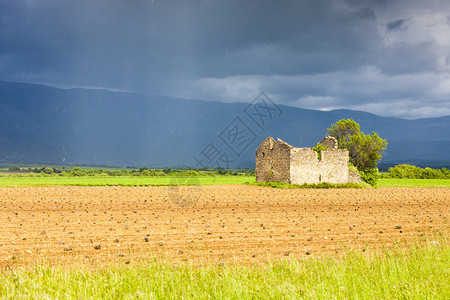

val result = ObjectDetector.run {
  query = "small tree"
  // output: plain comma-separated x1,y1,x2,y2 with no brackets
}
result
327,119,387,186
346,131,387,172
43,167,54,175
70,167,86,176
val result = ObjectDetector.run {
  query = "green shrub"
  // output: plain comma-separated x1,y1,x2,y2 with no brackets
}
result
141,169,153,176
43,167,54,175
348,162,358,173
360,168,379,187
70,167,86,176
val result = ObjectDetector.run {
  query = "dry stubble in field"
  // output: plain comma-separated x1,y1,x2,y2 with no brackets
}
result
0,185,447,268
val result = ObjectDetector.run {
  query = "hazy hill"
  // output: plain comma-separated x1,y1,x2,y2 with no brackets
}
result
1,80,449,168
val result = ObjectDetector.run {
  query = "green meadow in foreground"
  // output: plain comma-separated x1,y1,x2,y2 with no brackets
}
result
0,243,448,299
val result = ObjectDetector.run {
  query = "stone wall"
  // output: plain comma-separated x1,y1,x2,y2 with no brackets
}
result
348,169,362,184
255,137,291,183
289,148,321,184
317,136,338,149
289,148,349,184
256,136,351,185
317,149,350,184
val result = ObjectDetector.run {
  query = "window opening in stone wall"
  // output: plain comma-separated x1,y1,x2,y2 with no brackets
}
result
313,144,327,161
319,174,322,182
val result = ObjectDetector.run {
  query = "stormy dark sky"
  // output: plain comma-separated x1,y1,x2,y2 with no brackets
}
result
1,0,449,119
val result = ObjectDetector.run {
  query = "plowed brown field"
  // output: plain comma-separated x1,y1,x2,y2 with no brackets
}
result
0,186,448,268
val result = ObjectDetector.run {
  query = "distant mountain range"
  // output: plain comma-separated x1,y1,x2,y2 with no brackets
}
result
1,80,449,169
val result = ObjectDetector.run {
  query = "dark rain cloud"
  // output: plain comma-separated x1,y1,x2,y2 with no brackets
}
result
386,19,407,31
0,0,449,118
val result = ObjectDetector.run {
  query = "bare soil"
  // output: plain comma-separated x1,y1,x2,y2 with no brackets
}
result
0,186,448,268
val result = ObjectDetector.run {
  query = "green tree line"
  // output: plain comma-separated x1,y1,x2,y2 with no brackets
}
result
4,166,255,177
383,164,450,179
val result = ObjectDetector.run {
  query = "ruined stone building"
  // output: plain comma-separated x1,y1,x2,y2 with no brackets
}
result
255,136,360,184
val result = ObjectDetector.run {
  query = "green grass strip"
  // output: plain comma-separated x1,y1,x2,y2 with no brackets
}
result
1,176,448,188
0,243,448,299
378,178,450,188
0,176,255,187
